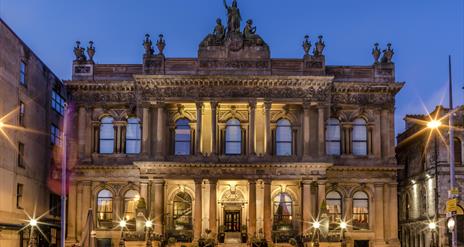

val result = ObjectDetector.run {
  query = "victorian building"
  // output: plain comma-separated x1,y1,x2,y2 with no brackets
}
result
396,106,464,247
0,19,65,246
64,3,403,247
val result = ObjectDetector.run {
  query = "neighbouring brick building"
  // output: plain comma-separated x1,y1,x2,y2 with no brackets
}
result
397,106,464,247
0,19,65,246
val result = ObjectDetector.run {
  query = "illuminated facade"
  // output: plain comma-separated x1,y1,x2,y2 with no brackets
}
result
396,106,464,247
65,4,403,247
0,19,64,246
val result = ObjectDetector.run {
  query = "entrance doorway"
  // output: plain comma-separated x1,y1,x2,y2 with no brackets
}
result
224,210,241,232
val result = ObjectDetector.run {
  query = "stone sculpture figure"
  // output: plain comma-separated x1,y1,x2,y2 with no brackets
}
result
302,35,311,56
224,0,242,33
313,35,325,56
213,18,225,41
372,43,380,64
381,43,394,63
243,19,257,40
87,41,95,62
73,41,86,62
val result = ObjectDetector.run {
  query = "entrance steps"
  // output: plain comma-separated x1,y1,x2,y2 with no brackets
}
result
219,232,246,247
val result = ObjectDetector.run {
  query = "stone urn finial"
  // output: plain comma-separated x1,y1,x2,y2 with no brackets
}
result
143,34,154,56
156,34,166,55
381,43,394,63
314,35,325,56
302,35,311,56
73,41,86,62
372,42,380,64
87,41,95,62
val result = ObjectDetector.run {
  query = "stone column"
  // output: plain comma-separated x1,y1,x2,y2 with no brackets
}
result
389,183,400,243
211,101,218,156
92,121,100,153
248,100,257,155
303,102,311,158
248,179,257,236
317,181,326,214
301,180,312,235
263,179,272,242
194,179,203,241
380,109,389,158
84,109,92,157
142,106,151,156
67,182,77,241
374,183,385,244
75,183,83,238
153,179,165,235
264,101,272,155
155,103,165,158
195,102,203,155
209,178,218,235
78,107,86,159
317,106,325,157
140,181,149,204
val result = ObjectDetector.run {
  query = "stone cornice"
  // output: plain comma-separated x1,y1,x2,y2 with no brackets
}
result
328,165,400,172
133,161,333,169
332,81,404,95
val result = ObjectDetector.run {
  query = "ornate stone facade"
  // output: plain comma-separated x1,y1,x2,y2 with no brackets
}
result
65,2,402,247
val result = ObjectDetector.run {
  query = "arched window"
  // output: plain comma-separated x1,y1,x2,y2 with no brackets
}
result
126,118,141,154
225,119,242,155
99,117,115,154
454,138,462,166
352,118,367,156
326,118,341,155
175,119,191,156
276,119,292,156
173,192,193,230
352,191,369,230
97,189,113,228
326,191,342,230
123,190,140,229
273,193,293,230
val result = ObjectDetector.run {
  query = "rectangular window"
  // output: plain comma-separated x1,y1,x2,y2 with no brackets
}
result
17,183,24,209
18,142,24,168
50,125,61,145
19,101,25,126
51,91,65,115
19,61,26,86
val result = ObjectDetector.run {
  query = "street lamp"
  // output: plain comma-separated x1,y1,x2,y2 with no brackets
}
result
119,220,127,247
145,220,153,247
28,218,38,247
427,120,442,129
312,221,320,247
340,221,347,247
428,222,437,247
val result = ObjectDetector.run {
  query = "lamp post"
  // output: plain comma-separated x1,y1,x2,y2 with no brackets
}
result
428,222,437,247
145,220,153,247
340,221,347,247
119,220,127,247
28,219,38,247
313,221,320,247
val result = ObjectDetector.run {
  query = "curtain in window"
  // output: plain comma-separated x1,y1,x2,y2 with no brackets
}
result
276,119,292,156
352,118,367,156
99,117,114,154
225,119,242,155
326,118,341,155
175,119,191,155
126,118,141,154
97,190,113,225
352,191,369,230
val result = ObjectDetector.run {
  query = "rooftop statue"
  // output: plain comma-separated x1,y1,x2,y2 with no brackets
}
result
200,18,226,47
243,19,264,46
302,35,311,56
381,43,394,63
87,41,96,62
372,43,381,64
156,34,166,55
224,0,242,34
143,34,154,56
73,41,87,62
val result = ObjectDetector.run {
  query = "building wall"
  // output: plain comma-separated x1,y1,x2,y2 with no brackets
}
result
0,19,64,246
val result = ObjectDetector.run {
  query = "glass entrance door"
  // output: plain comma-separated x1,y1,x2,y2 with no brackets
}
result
224,210,241,232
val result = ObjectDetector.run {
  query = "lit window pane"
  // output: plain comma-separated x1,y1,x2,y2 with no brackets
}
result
276,143,292,156
352,118,367,156
326,118,341,155
276,119,292,156
126,118,141,154
225,119,241,155
99,117,114,154
175,119,191,155
352,191,369,230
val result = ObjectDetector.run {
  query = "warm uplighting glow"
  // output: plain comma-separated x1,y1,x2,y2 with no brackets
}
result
313,221,320,229
119,220,127,228
0,121,4,129
428,222,437,230
29,218,38,227
134,195,140,201
427,120,442,129
340,221,348,229
448,218,455,230
145,220,153,228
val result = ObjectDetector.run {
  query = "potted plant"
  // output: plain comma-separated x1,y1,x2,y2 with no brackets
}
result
218,225,225,243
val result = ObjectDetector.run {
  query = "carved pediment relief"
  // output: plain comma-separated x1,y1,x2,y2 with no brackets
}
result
270,107,299,125
218,106,249,122
167,104,196,124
